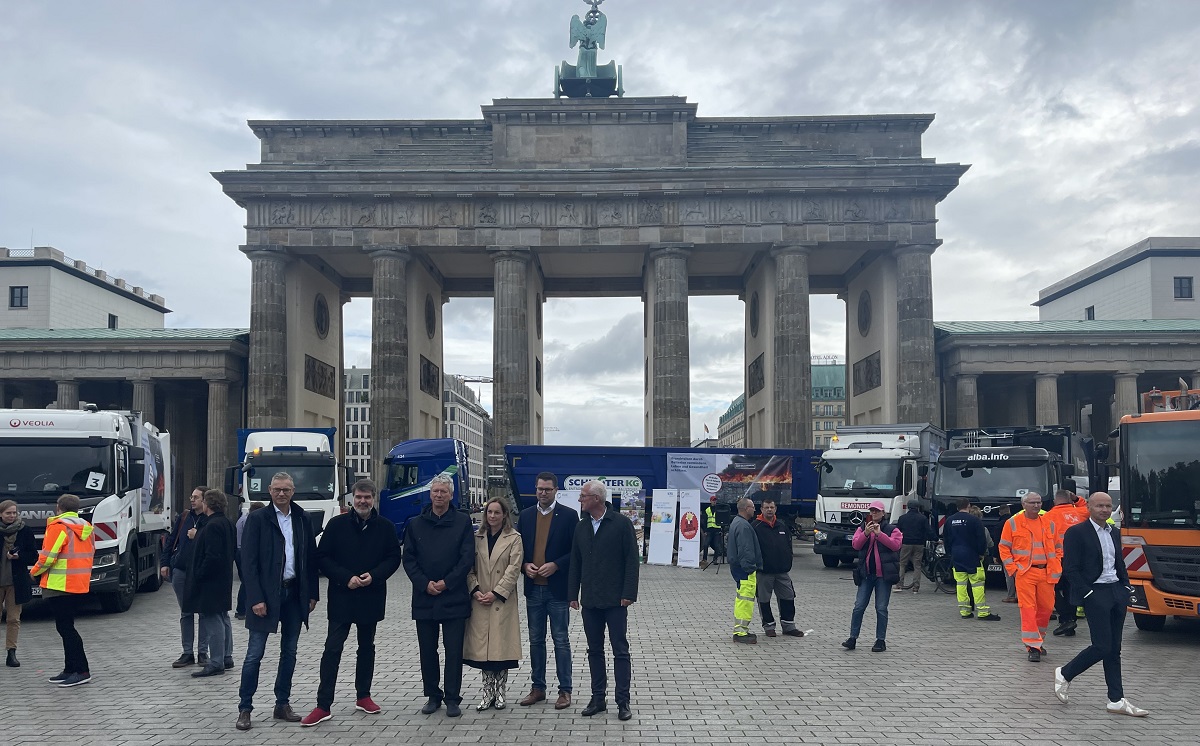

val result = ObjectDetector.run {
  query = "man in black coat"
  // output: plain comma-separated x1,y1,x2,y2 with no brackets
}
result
186,489,236,678
161,486,209,668
1055,492,1148,716
753,496,805,637
402,473,474,718
515,471,578,709
301,479,402,726
236,473,320,731
894,500,933,592
568,481,639,722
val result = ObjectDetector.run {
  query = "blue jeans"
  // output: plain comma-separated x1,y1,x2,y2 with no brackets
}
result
526,585,572,693
238,587,302,712
170,569,206,656
849,576,893,641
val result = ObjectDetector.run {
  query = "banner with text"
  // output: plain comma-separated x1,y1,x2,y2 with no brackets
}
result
666,451,794,506
647,489,678,566
677,490,702,568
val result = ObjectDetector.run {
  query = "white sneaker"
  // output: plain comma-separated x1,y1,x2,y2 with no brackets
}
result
1106,698,1149,717
1053,667,1069,704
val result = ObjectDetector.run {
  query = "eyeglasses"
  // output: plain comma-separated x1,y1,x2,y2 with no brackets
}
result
535,488,556,493
270,488,294,495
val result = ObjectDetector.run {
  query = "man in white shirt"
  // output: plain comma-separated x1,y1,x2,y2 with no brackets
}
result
1055,492,1148,717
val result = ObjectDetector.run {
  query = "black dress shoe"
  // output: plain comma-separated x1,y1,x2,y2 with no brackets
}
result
582,698,607,716
445,701,462,718
273,704,301,722
191,665,224,678
172,653,195,668
871,639,887,653
841,638,856,650
618,703,632,721
420,697,442,715
235,711,252,731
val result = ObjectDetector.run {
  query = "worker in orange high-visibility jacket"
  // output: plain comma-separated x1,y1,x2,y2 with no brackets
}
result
998,491,1061,662
29,493,96,687
1046,489,1090,637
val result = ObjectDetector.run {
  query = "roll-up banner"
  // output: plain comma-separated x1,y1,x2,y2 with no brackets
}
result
647,489,678,566
677,489,702,568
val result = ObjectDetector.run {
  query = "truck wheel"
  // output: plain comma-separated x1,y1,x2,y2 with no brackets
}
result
99,541,137,613
1133,613,1166,632
138,540,162,593
821,555,840,568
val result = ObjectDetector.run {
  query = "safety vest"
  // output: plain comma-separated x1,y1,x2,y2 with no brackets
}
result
1047,501,1089,547
30,512,95,594
704,505,720,529
998,511,1061,581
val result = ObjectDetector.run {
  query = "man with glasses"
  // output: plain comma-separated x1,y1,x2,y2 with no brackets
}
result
999,491,1062,662
516,472,578,709
235,473,320,731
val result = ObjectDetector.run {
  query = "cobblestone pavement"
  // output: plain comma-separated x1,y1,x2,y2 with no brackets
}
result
6,547,1199,745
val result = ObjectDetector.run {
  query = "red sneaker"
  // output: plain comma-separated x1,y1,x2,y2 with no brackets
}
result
300,707,332,727
355,696,382,714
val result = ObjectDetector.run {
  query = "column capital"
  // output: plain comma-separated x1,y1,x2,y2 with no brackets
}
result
1114,370,1143,379
769,241,816,258
1035,371,1062,379
648,242,693,261
487,245,532,263
894,240,942,257
240,244,292,263
366,244,412,262
203,375,231,385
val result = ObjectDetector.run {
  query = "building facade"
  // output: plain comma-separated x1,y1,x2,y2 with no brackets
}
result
719,358,846,450
444,374,489,506
2,246,168,329
343,367,372,478
1036,237,1200,321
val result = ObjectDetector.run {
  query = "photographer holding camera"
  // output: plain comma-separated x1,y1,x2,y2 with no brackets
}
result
841,500,902,653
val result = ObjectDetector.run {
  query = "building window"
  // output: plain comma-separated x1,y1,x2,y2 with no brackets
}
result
8,286,28,308
362,374,370,389
1084,306,1095,320
1174,276,1193,299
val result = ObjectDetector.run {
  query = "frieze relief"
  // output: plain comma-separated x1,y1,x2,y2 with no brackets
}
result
248,196,922,229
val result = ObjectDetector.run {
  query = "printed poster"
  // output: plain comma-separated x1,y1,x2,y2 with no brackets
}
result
677,489,702,568
556,490,581,518
667,451,793,507
647,489,677,566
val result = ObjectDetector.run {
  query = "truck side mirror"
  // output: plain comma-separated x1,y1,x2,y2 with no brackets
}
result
341,466,356,496
128,462,145,492
916,480,927,498
918,464,929,478
1061,464,1075,477
224,465,240,495
1063,478,1078,494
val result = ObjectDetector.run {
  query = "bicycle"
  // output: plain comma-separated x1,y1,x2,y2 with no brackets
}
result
921,541,956,594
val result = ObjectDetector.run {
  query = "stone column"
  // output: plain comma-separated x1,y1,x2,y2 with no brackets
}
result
242,246,290,428
0,381,6,409
206,378,230,489
772,243,811,448
55,380,80,410
1191,371,1200,392
649,244,691,447
895,243,939,424
132,378,155,422
955,374,979,429
1035,373,1060,426
368,245,411,483
491,247,532,450
1114,372,1140,420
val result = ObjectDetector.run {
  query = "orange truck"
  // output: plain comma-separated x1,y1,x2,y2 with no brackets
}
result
1116,388,1200,631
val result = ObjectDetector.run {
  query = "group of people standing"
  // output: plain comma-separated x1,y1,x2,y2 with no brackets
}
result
725,495,808,643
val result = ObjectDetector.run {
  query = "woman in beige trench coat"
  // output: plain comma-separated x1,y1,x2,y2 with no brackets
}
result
465,498,524,711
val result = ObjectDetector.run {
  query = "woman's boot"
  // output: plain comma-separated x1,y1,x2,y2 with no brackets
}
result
477,670,496,711
494,670,508,709
5,648,18,667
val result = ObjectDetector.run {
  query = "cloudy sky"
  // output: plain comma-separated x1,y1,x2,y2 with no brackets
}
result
3,0,1198,445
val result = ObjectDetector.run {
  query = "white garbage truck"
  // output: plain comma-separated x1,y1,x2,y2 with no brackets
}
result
0,406,173,612
812,424,945,568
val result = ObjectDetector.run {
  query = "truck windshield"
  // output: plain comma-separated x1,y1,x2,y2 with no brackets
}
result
0,444,112,503
820,458,901,494
1123,419,1200,528
246,466,335,501
934,464,1049,501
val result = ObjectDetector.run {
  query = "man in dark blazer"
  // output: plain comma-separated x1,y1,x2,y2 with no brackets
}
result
568,480,639,722
301,479,402,726
516,472,578,709
236,472,320,731
1055,492,1148,717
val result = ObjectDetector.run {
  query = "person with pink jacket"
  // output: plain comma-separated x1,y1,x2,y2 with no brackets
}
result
841,500,903,653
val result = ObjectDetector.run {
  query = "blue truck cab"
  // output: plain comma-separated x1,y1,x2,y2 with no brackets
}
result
379,438,471,536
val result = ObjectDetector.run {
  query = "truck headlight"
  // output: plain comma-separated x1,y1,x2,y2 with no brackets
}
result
814,531,828,542
93,553,117,568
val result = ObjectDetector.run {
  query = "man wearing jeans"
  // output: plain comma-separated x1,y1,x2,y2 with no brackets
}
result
235,473,319,731
516,472,577,710
161,486,208,668
568,481,639,722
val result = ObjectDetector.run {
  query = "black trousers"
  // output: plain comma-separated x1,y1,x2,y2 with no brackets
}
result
1061,582,1127,703
317,620,378,710
702,530,724,560
49,594,89,674
415,618,466,705
581,605,631,705
1054,576,1076,622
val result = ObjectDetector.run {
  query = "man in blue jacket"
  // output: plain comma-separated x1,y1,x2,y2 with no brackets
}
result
235,473,320,731
161,486,209,668
402,474,475,718
726,498,763,644
943,497,1000,621
516,472,577,710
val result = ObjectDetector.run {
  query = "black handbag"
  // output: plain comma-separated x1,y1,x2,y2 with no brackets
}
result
852,562,864,587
